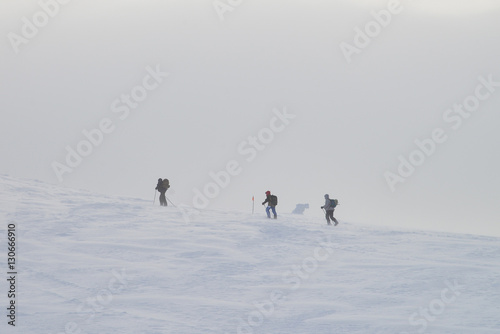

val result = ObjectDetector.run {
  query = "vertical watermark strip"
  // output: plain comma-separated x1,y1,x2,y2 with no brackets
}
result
6,223,17,327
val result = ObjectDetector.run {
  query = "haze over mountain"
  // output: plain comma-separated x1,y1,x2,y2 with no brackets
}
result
1,1,500,236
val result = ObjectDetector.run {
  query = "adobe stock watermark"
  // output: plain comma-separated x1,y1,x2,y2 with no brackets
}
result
401,279,465,334
213,0,245,21
8,0,73,54
227,235,337,334
51,64,168,183
48,268,129,334
339,0,406,64
385,74,500,192
192,107,296,209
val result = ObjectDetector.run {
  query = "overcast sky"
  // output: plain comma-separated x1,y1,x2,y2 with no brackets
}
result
1,0,499,237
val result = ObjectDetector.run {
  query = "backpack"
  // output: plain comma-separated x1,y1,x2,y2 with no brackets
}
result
162,179,170,190
330,199,338,208
270,195,278,206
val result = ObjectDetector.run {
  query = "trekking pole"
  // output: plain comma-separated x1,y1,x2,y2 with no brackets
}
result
153,190,157,205
165,196,177,208
252,196,255,214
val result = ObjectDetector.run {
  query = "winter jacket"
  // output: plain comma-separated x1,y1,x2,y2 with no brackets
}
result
323,195,335,211
262,194,277,207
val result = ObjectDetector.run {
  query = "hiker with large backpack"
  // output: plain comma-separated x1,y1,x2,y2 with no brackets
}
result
321,194,339,226
155,178,170,206
262,190,278,219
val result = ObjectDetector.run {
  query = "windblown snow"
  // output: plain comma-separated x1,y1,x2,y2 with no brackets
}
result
0,175,499,334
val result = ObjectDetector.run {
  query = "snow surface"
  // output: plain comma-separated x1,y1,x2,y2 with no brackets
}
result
0,174,499,334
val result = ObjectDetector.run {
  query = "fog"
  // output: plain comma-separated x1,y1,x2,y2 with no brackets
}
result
1,0,499,236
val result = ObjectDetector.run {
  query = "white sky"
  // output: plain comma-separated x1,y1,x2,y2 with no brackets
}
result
1,0,500,236
351,0,500,14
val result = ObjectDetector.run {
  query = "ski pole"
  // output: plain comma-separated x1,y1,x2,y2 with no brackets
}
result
166,196,177,208
153,189,157,205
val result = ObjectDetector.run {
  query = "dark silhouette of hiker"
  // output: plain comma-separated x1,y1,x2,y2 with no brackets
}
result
321,194,338,226
262,191,278,219
155,178,170,206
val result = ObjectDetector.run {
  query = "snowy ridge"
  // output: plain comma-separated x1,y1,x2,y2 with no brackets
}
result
0,175,499,334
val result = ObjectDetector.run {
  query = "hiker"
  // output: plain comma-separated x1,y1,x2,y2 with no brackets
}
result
155,178,170,206
321,194,338,226
262,191,278,219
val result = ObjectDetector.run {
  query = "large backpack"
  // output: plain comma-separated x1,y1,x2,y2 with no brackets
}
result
162,179,170,190
330,199,338,208
270,195,278,206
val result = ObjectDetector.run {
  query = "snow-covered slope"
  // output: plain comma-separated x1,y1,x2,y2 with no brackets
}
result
0,175,499,334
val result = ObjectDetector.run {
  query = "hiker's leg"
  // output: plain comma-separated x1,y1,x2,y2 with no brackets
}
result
331,209,338,225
